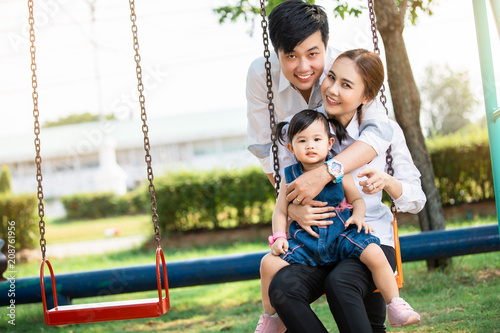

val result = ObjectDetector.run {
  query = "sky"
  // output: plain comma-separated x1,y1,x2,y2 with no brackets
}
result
0,0,499,140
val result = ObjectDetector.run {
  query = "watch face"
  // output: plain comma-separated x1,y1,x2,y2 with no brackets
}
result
331,162,342,173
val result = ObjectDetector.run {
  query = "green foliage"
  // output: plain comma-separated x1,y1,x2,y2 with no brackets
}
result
427,128,493,205
332,2,363,19
61,192,131,219
214,0,314,24
0,165,12,193
0,193,38,251
420,65,479,137
59,167,275,230
213,0,434,27
154,167,275,233
44,112,115,128
405,0,435,25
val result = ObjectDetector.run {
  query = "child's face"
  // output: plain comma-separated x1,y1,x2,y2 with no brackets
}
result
287,119,334,167
321,57,371,126
278,30,327,98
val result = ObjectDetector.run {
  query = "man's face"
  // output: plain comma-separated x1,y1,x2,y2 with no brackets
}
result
277,30,327,98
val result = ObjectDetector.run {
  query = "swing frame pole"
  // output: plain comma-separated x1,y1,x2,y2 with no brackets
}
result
472,0,500,235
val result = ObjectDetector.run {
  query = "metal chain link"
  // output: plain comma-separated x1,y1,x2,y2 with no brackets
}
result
259,0,281,197
129,0,161,245
28,0,47,259
368,0,395,212
367,0,388,115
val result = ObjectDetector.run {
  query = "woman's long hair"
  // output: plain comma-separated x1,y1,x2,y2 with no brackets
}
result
335,49,385,128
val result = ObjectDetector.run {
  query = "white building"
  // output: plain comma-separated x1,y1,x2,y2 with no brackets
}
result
0,108,258,200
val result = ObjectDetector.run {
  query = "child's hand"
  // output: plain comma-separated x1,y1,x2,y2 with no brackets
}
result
344,216,373,234
271,237,289,256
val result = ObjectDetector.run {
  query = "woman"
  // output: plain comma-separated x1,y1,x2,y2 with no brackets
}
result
267,49,426,332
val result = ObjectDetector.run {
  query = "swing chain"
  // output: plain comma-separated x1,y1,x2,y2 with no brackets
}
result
129,0,161,245
368,0,395,212
385,146,396,212
28,0,47,259
367,0,388,115
259,0,281,196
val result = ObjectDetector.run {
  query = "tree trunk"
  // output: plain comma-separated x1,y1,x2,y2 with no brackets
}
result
373,0,450,270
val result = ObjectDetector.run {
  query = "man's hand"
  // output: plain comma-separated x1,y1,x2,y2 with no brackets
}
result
285,165,331,205
288,200,335,238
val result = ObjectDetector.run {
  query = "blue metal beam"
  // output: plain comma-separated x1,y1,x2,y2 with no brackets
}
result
1,224,499,306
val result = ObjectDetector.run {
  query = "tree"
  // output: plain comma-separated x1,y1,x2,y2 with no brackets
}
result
0,165,12,194
44,112,115,128
215,0,449,270
419,65,479,137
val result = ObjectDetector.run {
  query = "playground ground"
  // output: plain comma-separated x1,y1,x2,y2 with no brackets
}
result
2,214,499,332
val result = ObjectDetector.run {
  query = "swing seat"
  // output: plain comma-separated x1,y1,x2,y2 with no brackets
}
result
40,246,170,326
44,297,169,326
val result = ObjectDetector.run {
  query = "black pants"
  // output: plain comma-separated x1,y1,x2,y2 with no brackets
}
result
269,245,396,333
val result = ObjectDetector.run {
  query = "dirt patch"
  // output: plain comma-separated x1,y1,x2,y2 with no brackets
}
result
477,268,500,281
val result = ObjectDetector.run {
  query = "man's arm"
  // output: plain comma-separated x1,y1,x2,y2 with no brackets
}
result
285,140,377,205
246,57,275,174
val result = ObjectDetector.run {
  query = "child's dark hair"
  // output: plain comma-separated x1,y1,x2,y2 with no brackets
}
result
269,0,329,54
275,109,343,146
275,110,348,146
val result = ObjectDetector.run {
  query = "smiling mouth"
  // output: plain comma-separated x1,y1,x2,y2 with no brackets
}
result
296,73,313,81
326,96,340,105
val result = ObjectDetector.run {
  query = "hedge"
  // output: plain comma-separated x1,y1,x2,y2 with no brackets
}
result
0,193,38,252
427,128,493,205
60,191,147,219
153,167,274,233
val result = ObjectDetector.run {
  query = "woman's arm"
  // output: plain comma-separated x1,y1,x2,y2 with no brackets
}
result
358,122,426,214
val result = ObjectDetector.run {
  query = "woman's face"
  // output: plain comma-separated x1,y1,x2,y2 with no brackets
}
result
321,57,371,126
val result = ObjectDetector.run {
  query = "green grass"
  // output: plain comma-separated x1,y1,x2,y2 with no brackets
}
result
2,251,499,332
3,215,499,332
44,215,152,244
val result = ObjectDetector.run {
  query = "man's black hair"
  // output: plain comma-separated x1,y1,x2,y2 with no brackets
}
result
269,0,329,54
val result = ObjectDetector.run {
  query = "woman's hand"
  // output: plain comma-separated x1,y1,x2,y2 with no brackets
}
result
288,200,335,238
344,216,373,234
271,237,289,256
358,167,403,199
358,167,389,194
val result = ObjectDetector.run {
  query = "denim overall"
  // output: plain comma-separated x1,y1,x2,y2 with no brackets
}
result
281,163,380,266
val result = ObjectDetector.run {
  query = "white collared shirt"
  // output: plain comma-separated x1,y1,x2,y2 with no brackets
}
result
275,111,426,247
246,46,393,173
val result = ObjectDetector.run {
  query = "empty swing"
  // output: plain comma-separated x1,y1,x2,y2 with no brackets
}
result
28,0,170,326
258,0,403,289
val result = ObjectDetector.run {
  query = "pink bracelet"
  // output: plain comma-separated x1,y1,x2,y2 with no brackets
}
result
268,231,287,247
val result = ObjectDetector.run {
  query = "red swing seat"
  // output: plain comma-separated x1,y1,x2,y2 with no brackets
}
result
40,246,170,326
